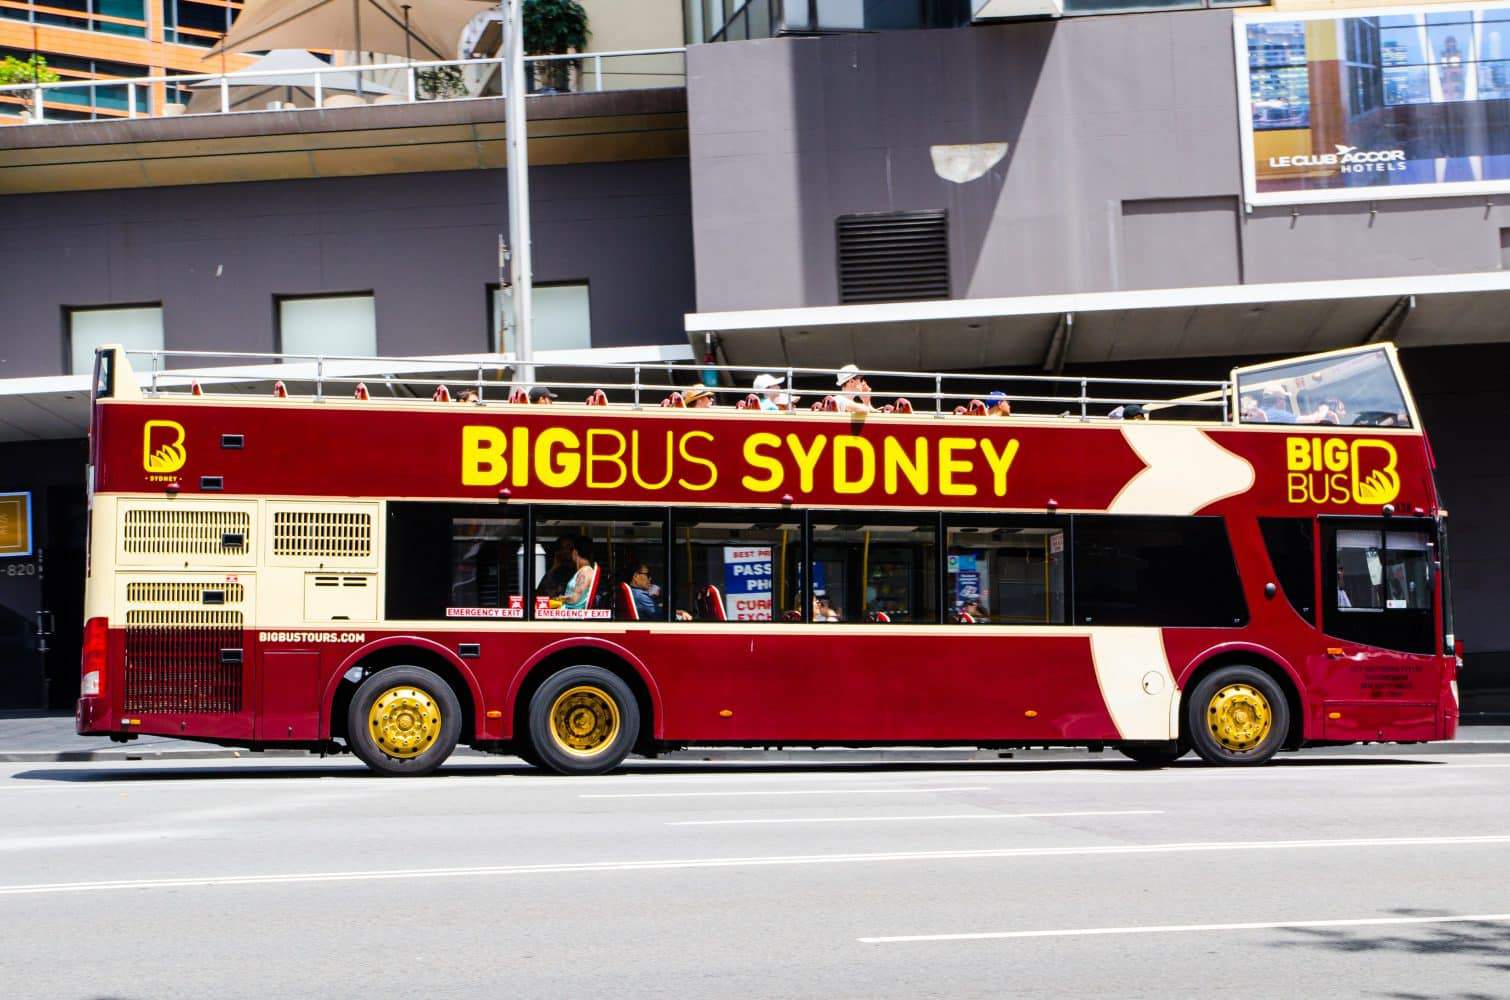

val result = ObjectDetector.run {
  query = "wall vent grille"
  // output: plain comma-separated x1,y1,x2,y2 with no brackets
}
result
123,509,251,556
126,582,245,605
273,511,373,559
123,610,243,714
836,210,950,304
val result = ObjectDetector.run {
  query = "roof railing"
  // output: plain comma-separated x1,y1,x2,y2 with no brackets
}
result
114,348,1235,423
0,48,686,124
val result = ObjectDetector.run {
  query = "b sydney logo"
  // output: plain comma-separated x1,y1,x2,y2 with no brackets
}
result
1268,144,1407,174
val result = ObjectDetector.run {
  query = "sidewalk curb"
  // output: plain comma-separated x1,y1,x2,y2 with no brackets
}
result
4,743,1508,764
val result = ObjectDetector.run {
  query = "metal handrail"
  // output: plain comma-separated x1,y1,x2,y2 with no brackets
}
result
117,348,1235,422
0,47,686,122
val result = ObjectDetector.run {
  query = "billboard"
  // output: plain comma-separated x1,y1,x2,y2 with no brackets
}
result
1237,2,1510,205
0,492,31,558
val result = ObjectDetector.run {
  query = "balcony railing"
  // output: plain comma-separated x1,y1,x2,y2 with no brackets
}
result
0,47,686,124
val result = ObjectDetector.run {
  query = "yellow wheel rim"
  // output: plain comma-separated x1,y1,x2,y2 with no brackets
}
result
548,685,621,757
1207,683,1273,753
367,685,442,760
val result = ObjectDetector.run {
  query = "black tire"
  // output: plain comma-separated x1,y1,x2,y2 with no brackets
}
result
527,665,639,776
512,741,546,770
1186,665,1290,766
1117,742,1188,766
346,666,462,776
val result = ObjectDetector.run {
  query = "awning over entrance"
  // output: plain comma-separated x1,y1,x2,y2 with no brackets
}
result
685,271,1510,374
0,343,693,444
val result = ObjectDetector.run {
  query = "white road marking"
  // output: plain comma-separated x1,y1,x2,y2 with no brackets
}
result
582,786,991,799
3,834,1507,897
858,912,1510,944
668,809,1164,827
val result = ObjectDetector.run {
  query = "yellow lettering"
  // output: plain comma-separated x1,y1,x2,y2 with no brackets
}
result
1286,437,1310,471
630,430,675,490
979,438,1020,497
882,436,928,496
511,426,529,488
677,431,717,491
535,427,580,489
461,425,507,486
1323,438,1348,473
786,434,829,494
938,438,977,496
742,433,784,493
586,429,627,489
1287,472,1308,503
832,437,875,495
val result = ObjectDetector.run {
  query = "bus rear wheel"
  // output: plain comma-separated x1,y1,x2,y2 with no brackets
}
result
347,666,462,776
1187,665,1289,766
527,666,639,776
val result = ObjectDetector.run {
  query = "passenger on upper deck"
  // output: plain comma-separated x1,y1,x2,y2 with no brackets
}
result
834,364,874,413
560,539,598,611
985,391,1012,417
684,386,716,409
528,386,558,405
1108,403,1148,421
752,373,799,412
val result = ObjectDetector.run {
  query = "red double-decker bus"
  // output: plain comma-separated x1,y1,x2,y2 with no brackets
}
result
76,344,1458,774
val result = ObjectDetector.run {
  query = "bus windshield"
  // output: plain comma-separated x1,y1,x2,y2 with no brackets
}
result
1236,347,1411,428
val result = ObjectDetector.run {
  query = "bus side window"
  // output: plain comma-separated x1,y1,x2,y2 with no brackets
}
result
944,518,1066,624
1072,516,1247,627
1259,518,1315,623
669,514,801,623
808,517,937,625
1322,522,1435,654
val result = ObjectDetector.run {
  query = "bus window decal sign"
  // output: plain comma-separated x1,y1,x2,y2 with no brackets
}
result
1286,437,1400,506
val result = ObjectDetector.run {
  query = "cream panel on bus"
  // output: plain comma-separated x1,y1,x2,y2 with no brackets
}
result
1109,425,1254,516
1088,628,1179,740
259,501,382,627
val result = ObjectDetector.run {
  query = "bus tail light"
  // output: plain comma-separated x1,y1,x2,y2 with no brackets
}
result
80,617,108,697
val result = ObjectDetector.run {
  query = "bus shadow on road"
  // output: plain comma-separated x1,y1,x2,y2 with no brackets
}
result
8,754,1443,783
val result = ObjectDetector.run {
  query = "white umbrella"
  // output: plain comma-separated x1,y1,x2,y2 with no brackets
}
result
212,0,493,62
186,49,395,112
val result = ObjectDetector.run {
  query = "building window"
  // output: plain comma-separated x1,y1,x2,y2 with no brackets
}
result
67,303,163,375
277,293,376,358
490,282,592,354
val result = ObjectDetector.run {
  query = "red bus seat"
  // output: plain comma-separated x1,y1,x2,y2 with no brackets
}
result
618,581,639,620
508,387,529,404
868,610,891,623
953,405,966,415
893,398,913,413
661,392,685,408
952,611,976,624
584,564,603,609
585,389,608,406
699,585,727,621
354,382,370,400
273,380,288,398
433,385,452,402
967,398,987,416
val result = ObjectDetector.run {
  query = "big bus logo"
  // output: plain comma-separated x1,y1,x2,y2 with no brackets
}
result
1285,437,1400,506
142,420,187,475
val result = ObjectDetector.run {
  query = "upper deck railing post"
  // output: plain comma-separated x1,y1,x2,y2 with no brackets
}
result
1222,382,1231,423
1079,378,1088,422
150,352,160,394
934,375,943,418
219,76,229,114
314,74,323,109
633,365,641,409
594,53,603,92
315,357,324,400
30,87,42,123
786,367,794,414
476,365,484,401
127,84,136,119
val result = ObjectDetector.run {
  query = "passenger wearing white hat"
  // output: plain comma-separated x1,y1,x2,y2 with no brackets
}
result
752,372,800,412
834,363,873,413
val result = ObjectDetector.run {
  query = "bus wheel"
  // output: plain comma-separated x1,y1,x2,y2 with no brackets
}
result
527,666,639,776
1117,742,1187,766
347,666,462,776
1187,666,1289,766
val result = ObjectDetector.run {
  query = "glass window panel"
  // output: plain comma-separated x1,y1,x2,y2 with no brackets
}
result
946,521,1065,625
533,513,664,622
1383,530,1432,611
1334,528,1384,612
1237,348,1411,427
492,283,591,354
1384,65,1432,104
1260,518,1316,623
1477,59,1510,98
810,518,937,624
1250,66,1310,129
1073,517,1247,627
1480,20,1510,61
385,504,524,620
278,294,376,358
68,304,163,375
1247,22,1307,67
1380,27,1424,66
671,515,801,623
1428,24,1473,100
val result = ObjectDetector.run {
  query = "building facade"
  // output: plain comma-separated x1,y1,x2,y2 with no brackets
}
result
2,0,1507,719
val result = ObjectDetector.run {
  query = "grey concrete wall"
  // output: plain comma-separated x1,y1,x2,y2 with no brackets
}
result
0,159,695,378
687,14,1510,312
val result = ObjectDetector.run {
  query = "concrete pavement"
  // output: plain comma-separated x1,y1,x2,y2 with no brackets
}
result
3,751,1509,998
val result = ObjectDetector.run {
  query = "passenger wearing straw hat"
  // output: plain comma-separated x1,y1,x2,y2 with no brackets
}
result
834,364,874,413
684,386,716,408
752,373,799,412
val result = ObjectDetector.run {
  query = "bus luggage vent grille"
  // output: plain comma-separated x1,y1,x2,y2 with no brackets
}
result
273,511,373,558
126,582,246,605
123,610,243,714
123,509,252,555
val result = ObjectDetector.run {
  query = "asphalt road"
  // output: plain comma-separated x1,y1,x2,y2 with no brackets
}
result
3,752,1509,999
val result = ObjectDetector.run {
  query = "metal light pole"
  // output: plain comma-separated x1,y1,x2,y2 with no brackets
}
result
503,0,534,383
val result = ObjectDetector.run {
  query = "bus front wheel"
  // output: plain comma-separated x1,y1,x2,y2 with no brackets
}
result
1187,665,1289,766
347,666,462,776
527,666,639,776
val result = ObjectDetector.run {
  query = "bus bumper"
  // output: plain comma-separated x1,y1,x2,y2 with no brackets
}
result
75,695,113,735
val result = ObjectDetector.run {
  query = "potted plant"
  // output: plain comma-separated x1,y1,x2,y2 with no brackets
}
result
524,0,589,94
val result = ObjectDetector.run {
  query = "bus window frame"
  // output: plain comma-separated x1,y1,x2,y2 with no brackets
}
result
528,504,672,623
942,512,1069,626
807,509,941,625
1319,515,1438,655
667,508,805,625
1230,343,1421,430
385,500,527,622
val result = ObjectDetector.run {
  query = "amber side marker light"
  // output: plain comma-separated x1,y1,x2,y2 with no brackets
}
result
1328,712,1343,720
1326,647,1345,656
